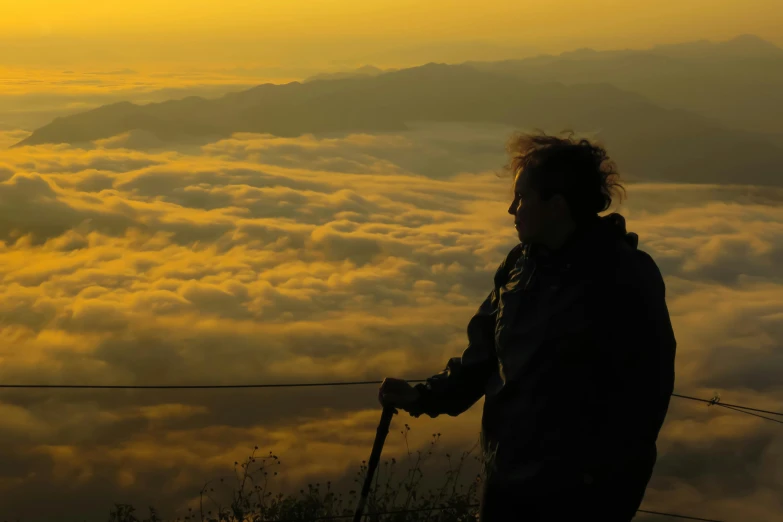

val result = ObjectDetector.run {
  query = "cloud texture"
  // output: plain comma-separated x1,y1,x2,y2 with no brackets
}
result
0,126,781,521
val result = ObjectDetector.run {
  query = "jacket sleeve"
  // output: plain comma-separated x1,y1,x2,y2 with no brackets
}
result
595,250,677,460
403,245,523,419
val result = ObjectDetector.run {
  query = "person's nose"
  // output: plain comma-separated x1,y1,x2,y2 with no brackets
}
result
507,202,516,216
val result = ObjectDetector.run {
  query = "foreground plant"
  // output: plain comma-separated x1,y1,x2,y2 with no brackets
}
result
108,425,483,522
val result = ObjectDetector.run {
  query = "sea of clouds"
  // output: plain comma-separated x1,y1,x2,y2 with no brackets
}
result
0,123,781,521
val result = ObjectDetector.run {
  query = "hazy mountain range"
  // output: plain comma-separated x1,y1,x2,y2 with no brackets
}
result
14,34,783,186
467,34,783,135
303,65,397,83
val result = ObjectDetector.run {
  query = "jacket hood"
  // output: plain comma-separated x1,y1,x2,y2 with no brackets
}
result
525,212,639,266
599,212,639,250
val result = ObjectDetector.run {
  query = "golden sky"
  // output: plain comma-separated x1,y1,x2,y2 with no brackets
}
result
2,0,782,68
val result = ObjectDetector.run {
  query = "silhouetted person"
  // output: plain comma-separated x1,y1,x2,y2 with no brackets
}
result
379,131,676,521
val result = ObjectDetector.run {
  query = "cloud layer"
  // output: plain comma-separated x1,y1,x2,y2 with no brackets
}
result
0,127,781,521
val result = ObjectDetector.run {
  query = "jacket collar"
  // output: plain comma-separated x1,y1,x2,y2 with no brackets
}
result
523,213,636,268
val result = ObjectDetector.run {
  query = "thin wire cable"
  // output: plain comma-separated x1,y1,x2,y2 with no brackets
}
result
1,381,780,420
716,404,783,425
0,380,422,389
636,509,724,522
671,393,783,417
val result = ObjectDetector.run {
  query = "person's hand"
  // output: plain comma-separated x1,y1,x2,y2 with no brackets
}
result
378,377,420,410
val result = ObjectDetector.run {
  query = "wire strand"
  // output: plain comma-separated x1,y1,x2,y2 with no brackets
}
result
716,404,783,425
637,508,725,522
1,381,780,421
671,393,783,417
0,380,418,389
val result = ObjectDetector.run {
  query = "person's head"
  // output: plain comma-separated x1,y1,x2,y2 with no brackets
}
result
502,130,626,248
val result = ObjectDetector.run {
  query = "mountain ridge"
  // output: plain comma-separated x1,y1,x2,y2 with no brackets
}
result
12,36,783,187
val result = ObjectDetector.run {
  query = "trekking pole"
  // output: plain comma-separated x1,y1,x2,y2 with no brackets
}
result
353,406,397,522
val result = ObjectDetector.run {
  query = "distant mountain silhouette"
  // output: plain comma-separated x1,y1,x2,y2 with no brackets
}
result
14,37,783,186
650,34,783,59
13,62,667,148
338,40,541,68
467,34,783,134
303,65,397,83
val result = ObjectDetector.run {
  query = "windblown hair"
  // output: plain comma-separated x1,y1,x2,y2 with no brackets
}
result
501,129,626,220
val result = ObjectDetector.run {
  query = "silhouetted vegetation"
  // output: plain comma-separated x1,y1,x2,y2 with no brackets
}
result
105,425,481,522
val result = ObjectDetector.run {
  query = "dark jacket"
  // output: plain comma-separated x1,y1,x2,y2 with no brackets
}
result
406,213,676,512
